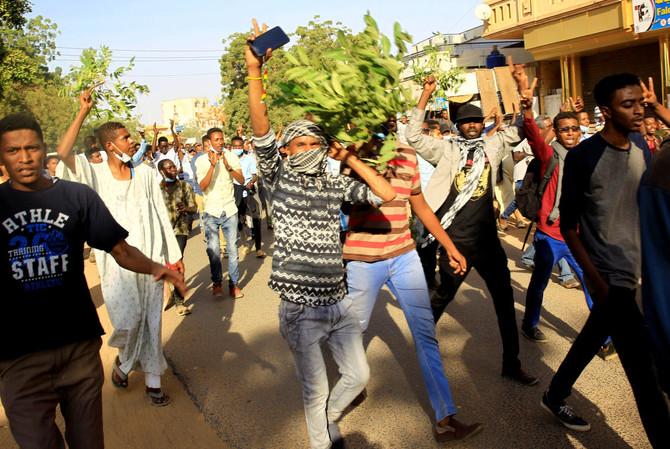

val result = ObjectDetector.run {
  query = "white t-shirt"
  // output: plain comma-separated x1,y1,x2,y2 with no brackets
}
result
512,139,534,183
194,150,242,218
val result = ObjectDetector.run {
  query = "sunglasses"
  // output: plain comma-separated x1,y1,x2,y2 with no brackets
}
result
421,128,431,133
556,126,580,133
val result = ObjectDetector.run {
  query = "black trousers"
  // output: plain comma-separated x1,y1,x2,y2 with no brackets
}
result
547,286,670,448
171,234,188,303
434,233,521,372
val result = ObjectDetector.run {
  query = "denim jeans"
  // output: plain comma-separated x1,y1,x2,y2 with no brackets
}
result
346,250,458,422
547,286,670,448
522,241,574,282
279,296,369,449
501,180,523,220
203,211,239,286
523,231,593,328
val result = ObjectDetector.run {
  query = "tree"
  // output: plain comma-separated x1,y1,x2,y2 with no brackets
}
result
0,15,77,149
0,15,59,94
59,46,149,121
0,0,33,87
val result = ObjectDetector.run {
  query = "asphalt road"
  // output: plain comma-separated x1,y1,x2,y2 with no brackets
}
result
1,220,656,449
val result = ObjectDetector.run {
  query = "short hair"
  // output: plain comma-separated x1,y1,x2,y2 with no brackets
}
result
97,122,125,149
230,136,244,144
45,154,59,163
534,115,551,129
0,114,44,142
85,146,101,160
158,136,168,144
206,127,223,140
553,111,579,131
201,134,208,144
84,135,97,147
593,73,641,108
157,159,172,172
426,119,440,130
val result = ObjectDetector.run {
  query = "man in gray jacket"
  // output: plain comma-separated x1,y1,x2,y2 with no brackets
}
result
406,64,537,386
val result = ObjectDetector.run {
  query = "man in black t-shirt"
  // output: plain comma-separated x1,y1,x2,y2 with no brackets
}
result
0,113,186,449
406,59,538,387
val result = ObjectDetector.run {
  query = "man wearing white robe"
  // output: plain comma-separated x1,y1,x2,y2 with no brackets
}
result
56,90,182,406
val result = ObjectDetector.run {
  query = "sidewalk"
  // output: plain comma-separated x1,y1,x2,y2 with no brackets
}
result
0,258,227,449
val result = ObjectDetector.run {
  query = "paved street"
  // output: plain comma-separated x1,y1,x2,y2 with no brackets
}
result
1,222,654,448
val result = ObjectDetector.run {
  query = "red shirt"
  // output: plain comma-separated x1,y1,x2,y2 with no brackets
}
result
523,116,564,242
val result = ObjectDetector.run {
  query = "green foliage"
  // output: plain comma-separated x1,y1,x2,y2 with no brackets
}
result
411,34,465,101
0,15,59,93
59,46,149,121
0,14,76,149
275,13,413,170
0,0,31,29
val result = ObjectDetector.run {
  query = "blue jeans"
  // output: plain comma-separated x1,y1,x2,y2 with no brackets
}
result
522,241,574,283
279,297,369,449
346,250,458,422
523,231,593,328
203,211,239,286
501,180,523,220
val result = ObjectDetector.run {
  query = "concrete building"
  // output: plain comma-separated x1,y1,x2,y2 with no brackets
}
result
161,97,210,128
401,25,535,116
481,0,670,117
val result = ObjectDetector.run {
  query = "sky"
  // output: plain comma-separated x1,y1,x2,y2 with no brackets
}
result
31,0,483,125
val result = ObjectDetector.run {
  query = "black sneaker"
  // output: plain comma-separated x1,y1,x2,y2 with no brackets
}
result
521,325,548,343
598,342,618,361
540,390,591,431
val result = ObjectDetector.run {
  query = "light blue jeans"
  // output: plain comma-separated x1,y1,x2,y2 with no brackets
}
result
345,250,458,422
203,211,239,286
279,296,369,449
522,241,574,283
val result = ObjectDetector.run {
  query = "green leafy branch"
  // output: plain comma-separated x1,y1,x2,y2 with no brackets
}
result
59,46,149,121
410,34,464,104
274,13,413,171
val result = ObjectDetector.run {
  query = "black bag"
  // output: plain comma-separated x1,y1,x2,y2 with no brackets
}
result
516,151,559,221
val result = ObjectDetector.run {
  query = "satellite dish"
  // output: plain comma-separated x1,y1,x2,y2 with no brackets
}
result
475,4,493,21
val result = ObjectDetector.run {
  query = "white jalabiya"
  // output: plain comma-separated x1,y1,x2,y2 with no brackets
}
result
58,155,181,377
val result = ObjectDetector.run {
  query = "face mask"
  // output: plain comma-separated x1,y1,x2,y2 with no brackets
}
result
287,147,329,175
164,177,176,183
233,149,244,156
580,125,589,134
111,142,132,163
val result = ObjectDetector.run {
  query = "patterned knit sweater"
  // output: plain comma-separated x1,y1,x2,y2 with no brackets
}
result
253,130,384,306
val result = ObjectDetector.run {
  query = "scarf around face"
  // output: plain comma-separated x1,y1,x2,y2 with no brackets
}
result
422,136,486,247
281,119,330,189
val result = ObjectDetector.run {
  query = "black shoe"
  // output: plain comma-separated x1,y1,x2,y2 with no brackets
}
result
598,342,618,361
540,390,591,431
501,367,539,386
521,325,548,343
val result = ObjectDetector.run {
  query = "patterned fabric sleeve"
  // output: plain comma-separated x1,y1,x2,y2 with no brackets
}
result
252,130,281,189
341,175,384,205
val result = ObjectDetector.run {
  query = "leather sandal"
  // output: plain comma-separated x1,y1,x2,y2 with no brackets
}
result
111,356,128,389
146,388,171,407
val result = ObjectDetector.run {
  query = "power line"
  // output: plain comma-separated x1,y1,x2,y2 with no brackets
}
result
56,46,222,53
131,73,220,77
446,0,481,33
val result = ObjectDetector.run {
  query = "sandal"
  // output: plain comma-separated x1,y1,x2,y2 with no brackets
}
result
111,356,128,389
146,388,171,407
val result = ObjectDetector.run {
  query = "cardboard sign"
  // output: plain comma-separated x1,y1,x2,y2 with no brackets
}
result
475,69,500,116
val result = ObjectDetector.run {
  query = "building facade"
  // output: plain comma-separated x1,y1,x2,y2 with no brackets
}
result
161,97,210,129
482,0,670,117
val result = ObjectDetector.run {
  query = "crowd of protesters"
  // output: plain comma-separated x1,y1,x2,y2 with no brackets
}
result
1,18,670,449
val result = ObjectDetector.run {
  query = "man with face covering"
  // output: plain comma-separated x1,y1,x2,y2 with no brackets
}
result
406,59,538,387
246,20,397,449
